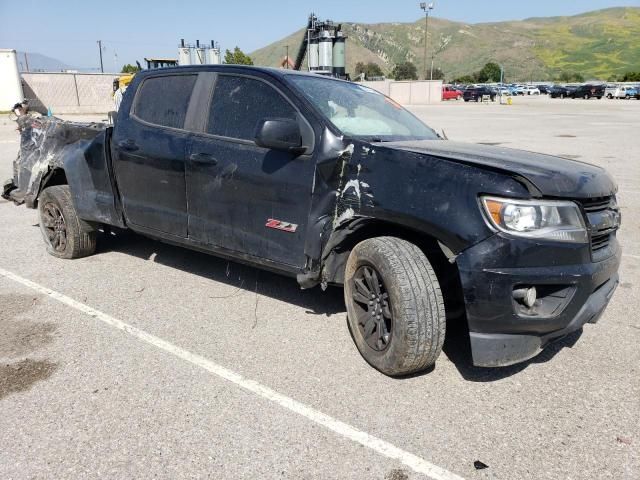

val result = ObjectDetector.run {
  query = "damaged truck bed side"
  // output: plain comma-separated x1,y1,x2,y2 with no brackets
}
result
3,66,621,376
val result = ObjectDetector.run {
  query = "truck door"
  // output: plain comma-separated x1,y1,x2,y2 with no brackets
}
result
112,73,197,237
186,74,316,268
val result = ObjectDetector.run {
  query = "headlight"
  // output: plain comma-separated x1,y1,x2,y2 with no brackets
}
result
481,196,588,243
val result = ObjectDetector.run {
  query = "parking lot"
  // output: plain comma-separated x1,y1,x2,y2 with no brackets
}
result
1,96,638,479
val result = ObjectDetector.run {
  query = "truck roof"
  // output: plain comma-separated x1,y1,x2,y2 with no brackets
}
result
135,64,348,83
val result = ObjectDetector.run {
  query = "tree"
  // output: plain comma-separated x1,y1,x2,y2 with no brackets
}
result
392,61,418,81
355,61,384,80
224,47,253,65
452,74,475,84
430,68,445,81
558,71,584,83
621,71,640,82
121,64,141,73
477,62,502,83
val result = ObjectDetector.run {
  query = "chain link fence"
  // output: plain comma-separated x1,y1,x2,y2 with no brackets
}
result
21,73,118,114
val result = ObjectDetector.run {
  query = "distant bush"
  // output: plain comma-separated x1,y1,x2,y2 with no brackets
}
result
620,71,640,82
558,71,584,83
392,62,418,81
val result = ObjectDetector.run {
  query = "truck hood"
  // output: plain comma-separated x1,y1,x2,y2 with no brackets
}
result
379,140,617,199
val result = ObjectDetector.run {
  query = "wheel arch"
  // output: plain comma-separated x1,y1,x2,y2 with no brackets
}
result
320,218,466,320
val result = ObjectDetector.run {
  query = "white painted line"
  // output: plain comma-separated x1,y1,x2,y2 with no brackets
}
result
0,266,464,480
0,140,18,144
624,254,640,260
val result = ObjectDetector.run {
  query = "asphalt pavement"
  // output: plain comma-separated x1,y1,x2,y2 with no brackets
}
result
0,96,638,479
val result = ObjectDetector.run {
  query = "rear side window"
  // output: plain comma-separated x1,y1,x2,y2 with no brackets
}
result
207,76,297,140
134,75,197,129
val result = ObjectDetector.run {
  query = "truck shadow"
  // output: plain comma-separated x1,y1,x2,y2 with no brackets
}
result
97,231,581,382
97,230,346,317
442,319,583,382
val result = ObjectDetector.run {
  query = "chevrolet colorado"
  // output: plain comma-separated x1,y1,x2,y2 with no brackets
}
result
3,66,621,376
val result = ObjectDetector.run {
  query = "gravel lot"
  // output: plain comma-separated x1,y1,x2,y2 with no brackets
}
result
1,96,638,479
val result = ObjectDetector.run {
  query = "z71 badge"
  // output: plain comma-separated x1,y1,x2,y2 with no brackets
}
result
265,219,298,233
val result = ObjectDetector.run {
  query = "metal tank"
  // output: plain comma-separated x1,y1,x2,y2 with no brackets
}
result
0,49,24,110
207,41,220,65
332,31,346,77
178,40,191,66
308,36,319,70
318,30,333,73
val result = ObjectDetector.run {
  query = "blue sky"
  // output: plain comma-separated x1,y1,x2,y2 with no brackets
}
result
1,0,638,71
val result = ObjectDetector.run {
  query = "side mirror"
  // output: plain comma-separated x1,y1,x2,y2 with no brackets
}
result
254,118,304,154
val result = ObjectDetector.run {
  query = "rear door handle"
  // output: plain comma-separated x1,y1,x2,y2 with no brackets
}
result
117,140,139,152
189,152,218,165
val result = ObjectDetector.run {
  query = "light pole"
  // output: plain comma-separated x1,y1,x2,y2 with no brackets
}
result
420,2,434,80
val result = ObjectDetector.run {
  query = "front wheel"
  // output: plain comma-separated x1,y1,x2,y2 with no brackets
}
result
344,237,446,376
38,185,96,259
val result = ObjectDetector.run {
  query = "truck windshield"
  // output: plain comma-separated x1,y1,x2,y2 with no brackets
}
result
287,76,439,142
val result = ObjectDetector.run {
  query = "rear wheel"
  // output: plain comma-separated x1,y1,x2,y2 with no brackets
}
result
38,185,96,259
344,237,445,376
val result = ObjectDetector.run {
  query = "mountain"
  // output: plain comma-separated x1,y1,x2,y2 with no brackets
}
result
16,51,73,72
250,7,640,81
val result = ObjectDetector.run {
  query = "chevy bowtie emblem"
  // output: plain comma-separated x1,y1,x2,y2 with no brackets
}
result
266,219,298,233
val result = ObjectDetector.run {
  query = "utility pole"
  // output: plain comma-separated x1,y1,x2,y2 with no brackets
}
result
97,40,104,73
24,52,30,72
286,45,289,69
420,2,434,80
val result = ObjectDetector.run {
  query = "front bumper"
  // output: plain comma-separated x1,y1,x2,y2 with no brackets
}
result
456,233,621,367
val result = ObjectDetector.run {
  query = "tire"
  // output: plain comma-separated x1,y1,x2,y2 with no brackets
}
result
38,185,96,259
625,95,630,100
344,237,445,376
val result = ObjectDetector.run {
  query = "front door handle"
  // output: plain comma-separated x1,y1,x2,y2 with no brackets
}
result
117,140,139,152
189,152,218,165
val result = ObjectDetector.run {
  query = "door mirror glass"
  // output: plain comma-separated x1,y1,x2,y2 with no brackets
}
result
255,118,303,153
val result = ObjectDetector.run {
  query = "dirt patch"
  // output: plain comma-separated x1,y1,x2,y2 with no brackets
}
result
1,293,40,321
385,469,409,480
0,294,56,358
0,319,57,358
0,359,58,399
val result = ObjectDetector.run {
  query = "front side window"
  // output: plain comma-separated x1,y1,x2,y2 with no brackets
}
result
134,75,197,129
207,76,297,140
287,75,438,141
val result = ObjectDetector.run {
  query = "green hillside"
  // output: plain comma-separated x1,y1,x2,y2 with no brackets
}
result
249,7,640,81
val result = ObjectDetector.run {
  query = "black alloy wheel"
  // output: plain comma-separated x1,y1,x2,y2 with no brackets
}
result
351,265,392,351
41,202,67,253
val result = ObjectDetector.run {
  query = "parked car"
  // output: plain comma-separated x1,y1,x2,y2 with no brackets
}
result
570,84,605,99
442,85,463,101
604,84,619,99
612,85,639,99
549,85,574,98
537,85,551,94
463,86,496,102
2,66,621,376
523,86,541,95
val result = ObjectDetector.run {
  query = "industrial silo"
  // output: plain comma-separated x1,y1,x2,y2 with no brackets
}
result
0,49,24,110
178,40,191,66
308,35,319,71
332,31,346,78
207,41,220,65
318,30,333,73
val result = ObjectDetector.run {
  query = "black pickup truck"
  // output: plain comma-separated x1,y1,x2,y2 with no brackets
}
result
3,66,621,376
